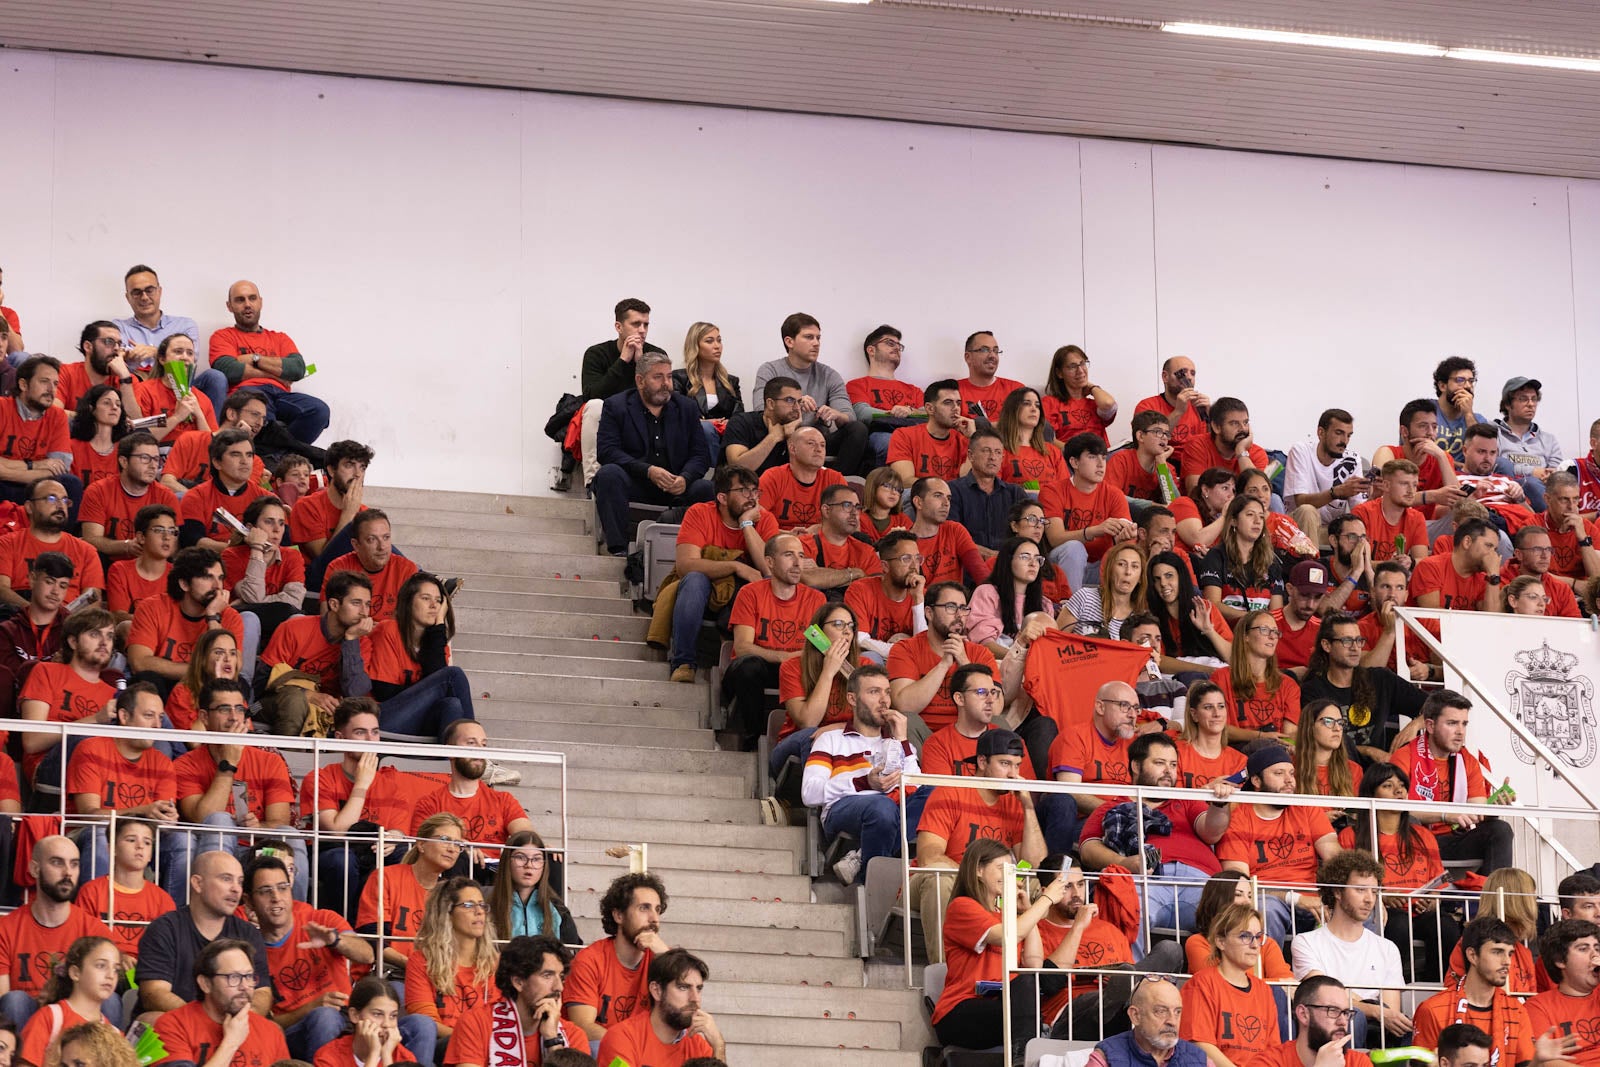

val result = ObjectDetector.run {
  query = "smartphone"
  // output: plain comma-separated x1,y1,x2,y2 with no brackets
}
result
214,507,251,537
1461,483,1476,496
233,780,252,821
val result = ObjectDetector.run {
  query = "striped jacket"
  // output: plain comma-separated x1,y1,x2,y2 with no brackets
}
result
801,727,920,821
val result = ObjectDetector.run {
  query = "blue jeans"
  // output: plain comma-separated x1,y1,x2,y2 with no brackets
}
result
869,431,893,468
768,728,815,777
76,822,191,886
193,368,228,417
380,667,475,741
162,813,309,903
1142,861,1211,936
398,1003,438,1065
260,388,331,447
823,793,908,884
1039,792,1083,855
285,1005,346,1059
1,989,123,1031
670,571,714,670
317,841,402,917
1047,541,1093,595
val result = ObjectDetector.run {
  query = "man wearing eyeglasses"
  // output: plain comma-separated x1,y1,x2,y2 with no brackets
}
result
1500,527,1582,617
106,504,180,621
1248,975,1379,1067
57,319,145,418
957,332,1023,425
844,530,925,663
797,482,879,595
152,938,288,1067
1107,411,1176,508
78,429,179,563
886,581,1005,743
0,477,103,610
1046,682,1142,834
759,425,845,533
0,356,83,512
1431,357,1491,467
846,325,922,467
139,854,273,1017
1301,612,1426,766
720,377,804,475
918,663,1030,780
113,264,230,415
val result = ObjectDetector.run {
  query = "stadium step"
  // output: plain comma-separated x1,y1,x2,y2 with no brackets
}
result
377,486,931,1057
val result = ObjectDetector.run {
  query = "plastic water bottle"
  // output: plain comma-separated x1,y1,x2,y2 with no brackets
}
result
874,738,903,780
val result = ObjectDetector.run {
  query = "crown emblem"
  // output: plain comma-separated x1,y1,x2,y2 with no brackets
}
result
1513,641,1580,679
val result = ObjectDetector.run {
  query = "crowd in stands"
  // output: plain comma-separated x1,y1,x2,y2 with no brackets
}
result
571,295,1600,1066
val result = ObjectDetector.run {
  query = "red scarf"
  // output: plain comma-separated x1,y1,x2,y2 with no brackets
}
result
1578,451,1600,514
1407,729,1466,805
489,998,530,1067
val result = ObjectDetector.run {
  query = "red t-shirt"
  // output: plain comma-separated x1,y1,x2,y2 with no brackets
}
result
1105,449,1162,501
178,477,266,542
799,532,880,576
843,576,917,644
1036,915,1132,1012
917,520,987,587
1175,739,1247,789
1336,825,1443,893
288,488,358,548
1390,743,1489,834
1178,964,1279,1063
919,725,1036,780
70,439,120,486
1413,988,1533,1067
1409,552,1489,610
18,661,120,783
563,937,652,1028
133,378,219,443
1269,608,1319,669
675,501,779,560
1210,668,1301,733
77,875,176,957
322,553,419,622
777,656,850,737
1350,499,1428,561
1046,722,1131,792
959,377,1024,422
758,464,846,530
728,580,826,653
0,904,115,996
265,901,355,1012
0,401,69,462
0,529,104,601
128,597,246,664
356,863,429,959
1245,1045,1372,1067
106,559,170,614
1501,562,1582,617
1038,478,1131,562
302,763,421,835
411,783,528,846
887,424,968,481
1000,444,1068,489
1548,518,1600,579
916,786,1025,867
262,614,360,693
887,637,999,731
406,956,492,1031
1133,394,1208,456
931,896,1003,1024
1217,804,1334,887
847,376,924,411
1526,986,1600,1066
1041,395,1112,445
78,477,179,541
317,1034,418,1067
1178,434,1270,480
162,428,267,487
596,1008,715,1067
447,1004,584,1067
174,745,295,823
154,998,290,1067
221,544,306,597
209,326,302,394
56,363,126,415
66,735,176,810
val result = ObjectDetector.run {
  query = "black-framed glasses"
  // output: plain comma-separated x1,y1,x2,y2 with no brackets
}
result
30,494,66,505
1328,636,1367,649
961,687,1001,699
1305,1004,1356,1022
934,603,972,614
824,501,860,512
1247,626,1281,638
210,971,258,988
967,346,1003,356
452,900,488,911
1314,717,1345,730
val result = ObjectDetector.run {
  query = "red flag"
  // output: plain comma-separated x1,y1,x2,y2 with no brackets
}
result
1023,630,1151,731
1477,750,1492,774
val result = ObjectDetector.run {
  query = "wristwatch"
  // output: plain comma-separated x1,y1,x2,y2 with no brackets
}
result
1579,536,1595,548
250,353,261,366
541,1037,565,1050
1484,574,1502,586
217,760,239,775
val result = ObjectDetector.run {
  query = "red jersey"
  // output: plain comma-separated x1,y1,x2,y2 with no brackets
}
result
1178,965,1279,1063
1409,553,1490,610
1210,668,1301,733
411,783,528,846
1105,449,1162,502
887,636,999,732
77,875,175,956
1350,499,1428,562
930,896,1003,1024
1001,444,1068,489
406,957,493,1031
1038,478,1131,562
728,580,825,653
1185,934,1293,981
887,424,968,481
1526,986,1600,1066
0,400,69,462
1046,722,1132,794
317,1034,418,1067
446,1003,584,1067
1041,395,1112,445
56,364,128,414
675,501,779,562
162,427,267,487
70,439,120,486
758,464,846,530
847,376,923,411
1389,743,1489,834
133,378,218,443
777,656,850,737
20,1000,103,1067
916,785,1025,866
1444,941,1543,999
1175,739,1247,789
66,735,176,811
844,577,917,643
959,377,1024,422
364,618,447,688
798,531,880,576
127,597,245,664
861,508,913,540
1413,987,1532,1067
18,661,120,783
178,476,266,542
1133,394,1208,456
1036,915,1133,1013
209,326,302,394
1336,826,1443,893
596,1007,715,1067
920,725,1036,780
1269,608,1319,670
78,477,179,541
356,863,429,959
0,904,114,996
220,544,306,597
265,901,355,1012
1245,1045,1372,1067
1218,804,1334,887
174,745,294,823
322,553,419,622
1178,434,1270,480
302,763,421,835
288,488,358,548
0,529,103,601
263,614,359,693
1500,563,1582,618
106,559,170,614
154,998,290,1067
916,520,988,587
563,937,653,1028
1548,518,1600,579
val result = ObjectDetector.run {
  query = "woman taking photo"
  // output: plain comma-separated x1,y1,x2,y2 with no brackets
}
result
405,877,500,1044
1198,495,1285,622
488,830,580,944
996,388,1066,488
1146,551,1233,672
771,602,862,772
1210,609,1300,745
69,385,131,487
1291,699,1359,798
1175,681,1247,788
358,812,466,972
16,937,119,1067
1009,501,1071,604
1057,542,1145,639
314,977,414,1067
1179,902,1281,1067
368,572,477,742
1172,468,1234,556
1040,345,1116,446
861,467,912,540
969,537,1056,656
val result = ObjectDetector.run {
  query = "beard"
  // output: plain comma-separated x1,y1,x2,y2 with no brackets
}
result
660,1003,696,1032
1305,1018,1339,1051
453,757,486,780
41,874,77,904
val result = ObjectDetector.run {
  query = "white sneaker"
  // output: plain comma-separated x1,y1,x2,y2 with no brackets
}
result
832,848,863,885
484,761,522,787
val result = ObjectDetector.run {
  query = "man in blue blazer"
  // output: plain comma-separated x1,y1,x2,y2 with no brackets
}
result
594,351,715,554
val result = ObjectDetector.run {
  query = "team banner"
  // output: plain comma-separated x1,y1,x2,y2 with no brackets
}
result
1022,631,1151,731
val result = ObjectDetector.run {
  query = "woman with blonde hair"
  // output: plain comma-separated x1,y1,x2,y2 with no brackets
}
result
1057,541,1146,639
1179,903,1280,1067
995,388,1066,488
674,322,742,458
1210,608,1300,745
167,627,244,732
405,876,500,1043
48,1025,136,1067
1175,681,1246,788
358,812,466,971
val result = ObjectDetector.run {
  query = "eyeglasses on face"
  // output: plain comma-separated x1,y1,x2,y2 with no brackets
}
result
934,603,972,615
968,346,1003,356
210,971,258,988
1233,931,1266,946
961,687,1000,699
1247,626,1281,638
886,554,924,566
1305,1004,1356,1022
1314,717,1345,730
1328,636,1367,649
452,900,488,911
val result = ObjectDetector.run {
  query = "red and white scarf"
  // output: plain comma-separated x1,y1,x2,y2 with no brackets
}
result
1407,729,1467,805
1578,451,1600,515
489,998,530,1067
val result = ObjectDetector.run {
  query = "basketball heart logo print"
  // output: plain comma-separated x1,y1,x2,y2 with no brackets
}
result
760,618,799,650
279,958,314,993
919,455,961,480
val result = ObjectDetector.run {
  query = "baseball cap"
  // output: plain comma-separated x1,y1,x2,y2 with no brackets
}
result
976,728,1025,760
1288,559,1333,592
1501,376,1543,405
1245,744,1292,784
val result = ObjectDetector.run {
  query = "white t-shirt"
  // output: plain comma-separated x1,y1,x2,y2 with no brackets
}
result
1284,440,1367,523
1290,924,1403,1000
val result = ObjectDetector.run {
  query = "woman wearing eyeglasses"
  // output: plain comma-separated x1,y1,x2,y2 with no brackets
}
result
358,812,465,973
488,831,580,945
1291,699,1360,799
1179,902,1280,1067
1505,574,1550,616
406,876,500,1046
1041,346,1116,447
1008,501,1071,604
861,467,913,540
996,388,1068,489
968,537,1057,656
1057,541,1147,640
1210,609,1300,747
770,602,863,775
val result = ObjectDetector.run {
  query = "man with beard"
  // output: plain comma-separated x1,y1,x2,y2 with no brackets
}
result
1218,745,1340,947
170,681,304,903
1430,357,1490,465
128,547,246,682
16,607,121,791
1048,681,1142,822
0,478,103,608
77,430,178,560
58,320,145,418
1079,732,1235,936
888,379,975,486
67,682,182,881
289,439,374,583
846,530,926,663
887,581,1003,743
721,533,825,744
243,854,381,1061
1290,851,1410,1049
760,425,845,533
720,376,804,474
138,852,272,1015
153,939,289,1067
1134,355,1211,456
451,935,586,1067
262,571,376,725
1391,691,1514,874
209,280,330,447
1301,612,1426,765
797,482,878,595
1527,919,1600,1065
1180,397,1270,492
321,510,417,622
801,664,920,885
948,429,1026,552
1043,434,1137,593
1086,975,1206,1067
1035,857,1185,1042
1411,518,1507,612
1285,408,1370,528
159,388,270,494
410,719,533,871
1272,561,1338,672
597,949,724,1067
563,872,671,1041
0,357,79,509
593,351,714,556
1246,975,1377,1067
0,836,116,1029
1321,515,1375,616
1502,527,1583,618
956,331,1024,425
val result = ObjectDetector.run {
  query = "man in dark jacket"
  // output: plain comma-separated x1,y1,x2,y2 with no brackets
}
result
593,352,714,555
577,297,666,487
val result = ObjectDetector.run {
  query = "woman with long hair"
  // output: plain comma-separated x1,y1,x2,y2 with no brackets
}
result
969,536,1055,655
68,385,131,487
1040,345,1116,446
1339,762,1456,983
1009,501,1070,604
1443,867,1541,997
1179,903,1281,1067
1057,541,1145,639
17,937,118,1067
488,830,580,944
861,467,912,540
771,601,862,772
48,1025,137,1067
359,812,466,971
1234,469,1319,562
1505,574,1550,616
1172,467,1234,556
1181,873,1293,980
368,572,476,742
1291,699,1359,798
405,876,500,1043
1146,551,1233,672
167,628,245,731
1175,681,1246,788
996,388,1066,489
1198,495,1284,623
314,977,415,1067
674,322,742,461
0,1023,14,1067
1210,609,1300,745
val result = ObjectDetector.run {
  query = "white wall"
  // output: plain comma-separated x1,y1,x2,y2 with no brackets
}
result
3,50,1595,495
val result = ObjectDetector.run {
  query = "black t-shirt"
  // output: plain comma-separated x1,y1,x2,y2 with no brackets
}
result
720,411,787,473
1196,546,1284,612
1300,666,1425,757
137,907,272,1004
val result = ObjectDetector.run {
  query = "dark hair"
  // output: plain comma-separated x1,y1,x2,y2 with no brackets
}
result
242,494,287,527
155,334,188,361
1437,1023,1493,1060
876,529,916,557
820,482,857,507
325,570,374,603
963,331,995,352
1292,974,1347,1011
1305,613,1374,718
1144,550,1208,657
1123,611,1161,635
195,937,256,981
923,580,966,610
1373,559,1409,584
42,935,117,1006
1207,397,1248,427
780,313,819,342
223,388,268,418
494,935,573,1001
1192,871,1249,948
1130,410,1169,436
923,378,961,406
949,662,995,698
208,427,252,465
17,354,62,383
350,508,391,541
244,854,291,893
1043,345,1088,401
1349,762,1420,870
1433,356,1476,391
168,546,222,600
985,536,1045,637
333,695,381,734
713,464,758,495
846,663,890,698
325,439,376,472
124,264,158,283
1135,506,1174,536
274,454,313,481
198,678,246,712
1317,408,1354,431
599,872,668,937
347,975,398,1014
1316,849,1385,908
1460,916,1519,962
116,680,163,719
648,947,710,995
1128,731,1178,767
1188,466,1235,521
79,320,117,354
1061,432,1107,465
27,551,75,583
1326,513,1362,544
1453,517,1495,546
1539,918,1600,984
969,426,1004,450
1560,872,1600,914
546,1052,600,1067
70,384,131,442
63,608,117,657
1422,689,1471,721
614,298,650,321
761,376,802,407
394,571,455,657
1464,422,1499,446
1399,398,1437,431
134,502,178,534
862,324,901,357
116,429,159,460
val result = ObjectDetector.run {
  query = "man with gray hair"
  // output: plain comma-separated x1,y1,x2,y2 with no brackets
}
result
593,349,714,555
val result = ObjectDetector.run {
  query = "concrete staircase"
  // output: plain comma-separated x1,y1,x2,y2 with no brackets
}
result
368,486,932,1066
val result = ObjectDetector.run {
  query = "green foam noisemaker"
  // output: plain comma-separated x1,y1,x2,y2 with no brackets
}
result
1368,1048,1436,1065
132,1025,168,1066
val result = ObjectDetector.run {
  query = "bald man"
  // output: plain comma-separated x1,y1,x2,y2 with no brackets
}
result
207,280,329,447
1039,681,1145,855
1086,975,1202,1067
0,836,118,1029
136,850,273,1017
